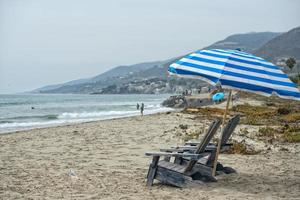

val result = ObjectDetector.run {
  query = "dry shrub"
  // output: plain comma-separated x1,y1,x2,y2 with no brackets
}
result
198,107,225,115
241,116,263,125
182,130,202,142
258,126,281,137
258,126,283,143
183,107,225,117
282,124,300,143
233,104,276,117
281,113,300,123
277,107,291,115
234,104,277,125
266,102,276,106
257,125,300,143
234,103,300,126
179,124,188,130
284,133,300,143
225,141,259,155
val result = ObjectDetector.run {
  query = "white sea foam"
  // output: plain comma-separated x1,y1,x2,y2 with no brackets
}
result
57,105,172,120
0,105,173,133
58,110,139,119
0,120,67,130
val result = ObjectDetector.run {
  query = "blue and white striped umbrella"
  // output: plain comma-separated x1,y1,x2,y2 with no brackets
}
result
168,49,300,101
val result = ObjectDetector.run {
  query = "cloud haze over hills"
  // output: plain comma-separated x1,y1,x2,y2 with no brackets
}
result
34,28,300,94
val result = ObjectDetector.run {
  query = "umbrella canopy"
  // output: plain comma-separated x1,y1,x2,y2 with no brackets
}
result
169,49,300,101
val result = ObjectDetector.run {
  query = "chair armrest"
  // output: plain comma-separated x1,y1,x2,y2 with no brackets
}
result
184,141,217,146
169,144,217,150
184,141,199,146
160,148,185,153
145,152,209,161
170,145,197,149
179,143,233,149
160,146,197,152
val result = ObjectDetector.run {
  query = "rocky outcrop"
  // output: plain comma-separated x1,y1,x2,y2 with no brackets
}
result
162,95,187,108
162,95,214,108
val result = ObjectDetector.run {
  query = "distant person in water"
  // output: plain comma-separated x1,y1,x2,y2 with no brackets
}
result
136,103,140,110
140,103,144,116
31,106,35,109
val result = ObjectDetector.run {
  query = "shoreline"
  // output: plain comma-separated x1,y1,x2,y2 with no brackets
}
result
0,109,176,135
0,93,173,135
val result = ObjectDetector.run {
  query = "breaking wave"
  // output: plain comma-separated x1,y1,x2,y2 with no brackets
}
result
58,110,139,119
0,106,173,133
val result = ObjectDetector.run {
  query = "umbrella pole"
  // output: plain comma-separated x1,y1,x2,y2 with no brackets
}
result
212,90,232,177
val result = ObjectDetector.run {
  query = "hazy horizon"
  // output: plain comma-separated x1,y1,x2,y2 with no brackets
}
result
1,0,300,94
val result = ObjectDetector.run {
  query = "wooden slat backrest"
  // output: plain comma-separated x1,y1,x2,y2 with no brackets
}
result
220,115,240,146
184,118,222,172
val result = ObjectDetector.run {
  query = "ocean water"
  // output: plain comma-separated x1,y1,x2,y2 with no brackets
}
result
0,94,173,133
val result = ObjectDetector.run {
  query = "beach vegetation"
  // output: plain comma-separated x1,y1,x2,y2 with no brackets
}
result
277,107,291,115
239,127,249,136
233,104,275,117
285,57,296,70
232,101,300,126
182,99,300,145
290,73,300,85
183,107,225,118
281,113,300,122
179,124,188,130
282,124,300,143
283,132,300,143
224,141,260,155
182,130,202,142
233,104,276,125
258,124,300,143
258,126,280,137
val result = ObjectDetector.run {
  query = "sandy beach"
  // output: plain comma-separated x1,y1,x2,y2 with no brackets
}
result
0,111,299,200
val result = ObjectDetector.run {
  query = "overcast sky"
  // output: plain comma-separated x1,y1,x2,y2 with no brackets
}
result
0,0,299,94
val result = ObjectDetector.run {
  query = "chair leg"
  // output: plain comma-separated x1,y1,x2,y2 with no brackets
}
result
206,150,216,167
146,156,160,187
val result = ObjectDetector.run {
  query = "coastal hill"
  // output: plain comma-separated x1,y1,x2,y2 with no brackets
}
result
255,27,300,62
33,27,300,94
32,60,167,93
204,32,281,53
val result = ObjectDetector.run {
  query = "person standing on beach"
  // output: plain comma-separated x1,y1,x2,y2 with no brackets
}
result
136,103,140,110
140,103,144,116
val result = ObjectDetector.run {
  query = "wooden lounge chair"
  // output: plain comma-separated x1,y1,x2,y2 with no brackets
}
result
145,119,221,187
160,115,240,174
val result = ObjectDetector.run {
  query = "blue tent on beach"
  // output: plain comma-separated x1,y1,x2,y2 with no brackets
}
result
212,92,225,102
